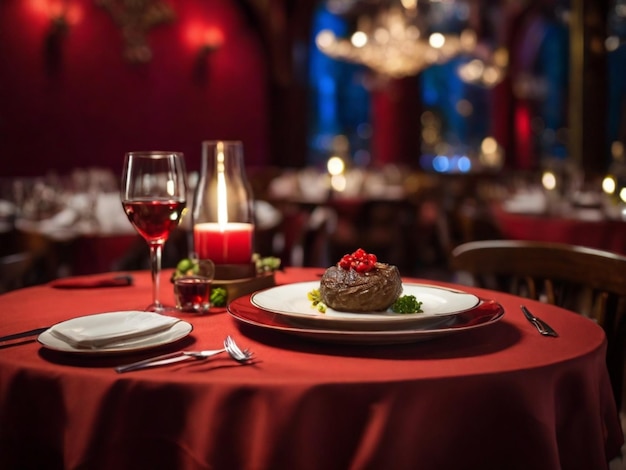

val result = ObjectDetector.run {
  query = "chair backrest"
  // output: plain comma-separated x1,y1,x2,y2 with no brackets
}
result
293,206,336,268
450,239,626,408
451,240,626,324
0,252,33,294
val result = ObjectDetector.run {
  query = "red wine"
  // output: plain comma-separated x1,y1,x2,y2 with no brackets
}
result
122,200,185,243
175,276,211,312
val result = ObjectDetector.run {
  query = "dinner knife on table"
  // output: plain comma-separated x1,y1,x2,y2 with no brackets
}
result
521,305,559,337
0,327,49,343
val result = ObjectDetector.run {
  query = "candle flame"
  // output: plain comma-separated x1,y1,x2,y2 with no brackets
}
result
216,141,228,229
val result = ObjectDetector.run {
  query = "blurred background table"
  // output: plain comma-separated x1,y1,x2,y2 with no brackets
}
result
491,202,626,255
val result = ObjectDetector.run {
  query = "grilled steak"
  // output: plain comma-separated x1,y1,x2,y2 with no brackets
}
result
319,262,402,312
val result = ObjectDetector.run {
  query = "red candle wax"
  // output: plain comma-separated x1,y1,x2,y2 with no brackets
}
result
194,222,254,264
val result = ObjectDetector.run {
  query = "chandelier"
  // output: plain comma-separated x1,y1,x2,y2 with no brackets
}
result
456,46,508,88
316,0,477,78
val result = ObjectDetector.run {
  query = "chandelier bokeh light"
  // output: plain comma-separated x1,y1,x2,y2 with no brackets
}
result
456,46,508,88
316,0,478,78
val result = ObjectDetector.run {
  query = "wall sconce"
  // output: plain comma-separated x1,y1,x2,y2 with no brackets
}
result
44,14,68,74
29,1,82,74
29,0,81,22
190,26,223,84
198,28,223,59
32,0,82,75
47,10,69,39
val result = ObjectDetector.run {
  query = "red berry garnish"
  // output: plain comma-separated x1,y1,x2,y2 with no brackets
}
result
338,248,377,273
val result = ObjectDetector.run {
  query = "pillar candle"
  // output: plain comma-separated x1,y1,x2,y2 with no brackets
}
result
194,222,254,264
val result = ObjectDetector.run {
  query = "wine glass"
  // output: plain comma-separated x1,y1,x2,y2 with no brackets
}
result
121,151,187,312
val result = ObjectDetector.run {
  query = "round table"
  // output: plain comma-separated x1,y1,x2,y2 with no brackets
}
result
492,204,626,255
0,268,622,470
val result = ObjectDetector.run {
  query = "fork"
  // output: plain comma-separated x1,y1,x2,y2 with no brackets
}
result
175,336,253,363
115,336,254,373
222,335,254,363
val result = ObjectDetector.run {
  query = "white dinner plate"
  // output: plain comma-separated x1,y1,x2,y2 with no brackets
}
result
251,282,480,331
229,295,504,344
38,312,193,354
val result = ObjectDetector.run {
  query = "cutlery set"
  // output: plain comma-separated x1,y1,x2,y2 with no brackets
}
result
115,335,254,373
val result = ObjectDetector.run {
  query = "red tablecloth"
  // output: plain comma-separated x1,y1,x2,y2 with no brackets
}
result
0,268,622,470
492,204,626,255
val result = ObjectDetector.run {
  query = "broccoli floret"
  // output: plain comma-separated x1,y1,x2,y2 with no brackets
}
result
211,287,228,307
391,295,423,314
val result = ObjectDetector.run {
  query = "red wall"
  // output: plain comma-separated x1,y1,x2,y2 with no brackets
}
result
0,0,270,178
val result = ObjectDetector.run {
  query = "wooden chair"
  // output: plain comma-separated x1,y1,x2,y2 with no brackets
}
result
450,239,626,409
290,206,336,268
0,252,33,294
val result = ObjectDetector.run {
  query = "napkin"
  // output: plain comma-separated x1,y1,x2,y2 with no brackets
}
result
50,275,133,289
49,311,181,349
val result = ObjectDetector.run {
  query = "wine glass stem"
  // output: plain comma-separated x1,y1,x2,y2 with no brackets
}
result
149,242,163,310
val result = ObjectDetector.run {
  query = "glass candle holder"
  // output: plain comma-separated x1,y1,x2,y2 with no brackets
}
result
192,141,255,278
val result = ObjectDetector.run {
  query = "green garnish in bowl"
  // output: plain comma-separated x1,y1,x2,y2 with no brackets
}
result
173,258,200,278
253,253,281,273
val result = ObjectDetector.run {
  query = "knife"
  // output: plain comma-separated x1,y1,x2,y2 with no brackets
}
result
520,305,559,337
115,351,191,373
0,327,49,343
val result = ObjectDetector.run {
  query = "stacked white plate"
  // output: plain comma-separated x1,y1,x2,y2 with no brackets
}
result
38,311,192,354
228,282,504,344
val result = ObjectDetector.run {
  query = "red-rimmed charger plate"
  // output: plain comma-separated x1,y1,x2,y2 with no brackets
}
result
228,295,504,345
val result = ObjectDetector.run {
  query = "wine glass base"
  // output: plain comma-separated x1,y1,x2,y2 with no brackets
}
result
145,303,180,316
